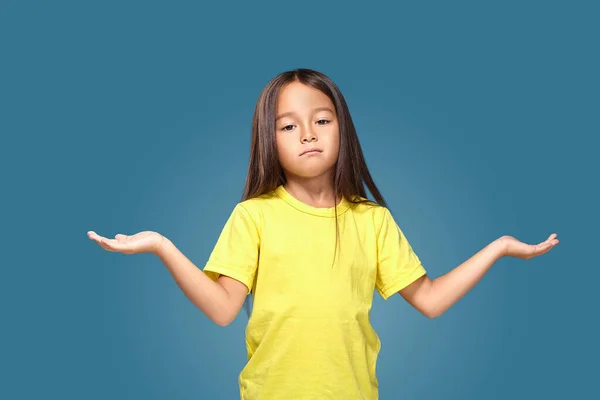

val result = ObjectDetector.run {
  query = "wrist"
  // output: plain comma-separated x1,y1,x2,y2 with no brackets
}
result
153,234,171,257
492,236,509,258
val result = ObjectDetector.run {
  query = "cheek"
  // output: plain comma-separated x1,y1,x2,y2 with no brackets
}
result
275,136,295,164
327,129,340,155
330,143,340,163
331,133,340,150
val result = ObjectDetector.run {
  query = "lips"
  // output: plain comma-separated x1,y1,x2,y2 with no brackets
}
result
300,148,323,156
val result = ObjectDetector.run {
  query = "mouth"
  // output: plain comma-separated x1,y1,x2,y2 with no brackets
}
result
299,148,323,156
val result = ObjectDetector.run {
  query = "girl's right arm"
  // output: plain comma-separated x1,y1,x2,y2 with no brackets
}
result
156,237,248,326
88,230,248,326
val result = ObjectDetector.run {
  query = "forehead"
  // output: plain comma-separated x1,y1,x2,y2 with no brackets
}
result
276,81,334,113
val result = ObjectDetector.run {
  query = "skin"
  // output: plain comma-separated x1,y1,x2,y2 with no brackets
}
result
88,81,560,322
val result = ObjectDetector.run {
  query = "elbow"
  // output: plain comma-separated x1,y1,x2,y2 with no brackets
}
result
212,312,234,327
214,318,231,327
206,293,237,327
211,317,233,326
424,305,442,319
211,306,239,327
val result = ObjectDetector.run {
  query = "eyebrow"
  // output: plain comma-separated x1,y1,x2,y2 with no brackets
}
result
275,107,334,121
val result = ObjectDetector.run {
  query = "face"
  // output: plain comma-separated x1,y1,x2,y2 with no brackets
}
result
274,81,340,181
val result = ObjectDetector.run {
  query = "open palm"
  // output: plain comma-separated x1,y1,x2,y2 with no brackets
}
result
88,230,164,255
501,233,559,260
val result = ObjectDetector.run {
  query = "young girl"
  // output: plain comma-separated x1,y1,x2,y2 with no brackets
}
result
88,68,559,400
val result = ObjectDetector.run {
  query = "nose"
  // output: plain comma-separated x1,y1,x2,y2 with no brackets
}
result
300,127,317,143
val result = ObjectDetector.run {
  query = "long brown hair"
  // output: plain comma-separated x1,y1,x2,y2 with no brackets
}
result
242,68,387,208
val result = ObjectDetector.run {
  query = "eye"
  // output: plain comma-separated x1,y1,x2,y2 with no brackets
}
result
281,125,295,132
316,119,330,125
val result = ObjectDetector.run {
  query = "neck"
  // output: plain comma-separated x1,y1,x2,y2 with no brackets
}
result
283,175,341,209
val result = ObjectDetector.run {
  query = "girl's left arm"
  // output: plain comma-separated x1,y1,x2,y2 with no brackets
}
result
399,234,559,318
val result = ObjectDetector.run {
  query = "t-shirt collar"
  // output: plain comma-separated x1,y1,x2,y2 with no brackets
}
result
275,185,350,217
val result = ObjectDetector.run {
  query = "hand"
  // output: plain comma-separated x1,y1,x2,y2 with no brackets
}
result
499,233,559,260
87,230,166,255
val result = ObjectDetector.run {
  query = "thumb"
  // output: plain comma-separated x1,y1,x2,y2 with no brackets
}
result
115,234,128,241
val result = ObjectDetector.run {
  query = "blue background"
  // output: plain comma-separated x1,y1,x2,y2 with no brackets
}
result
1,0,598,399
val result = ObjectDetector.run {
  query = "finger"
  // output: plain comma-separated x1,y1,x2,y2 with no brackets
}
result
533,241,554,256
531,242,552,257
533,240,552,251
93,238,115,252
87,232,116,252
88,231,108,242
100,241,117,252
101,238,127,252
88,231,100,240
95,237,116,252
544,237,559,248
87,231,105,244
89,233,109,247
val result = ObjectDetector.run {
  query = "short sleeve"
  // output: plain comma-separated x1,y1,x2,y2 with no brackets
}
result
376,207,427,300
203,203,260,294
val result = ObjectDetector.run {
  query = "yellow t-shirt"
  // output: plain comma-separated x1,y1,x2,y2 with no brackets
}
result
203,185,426,400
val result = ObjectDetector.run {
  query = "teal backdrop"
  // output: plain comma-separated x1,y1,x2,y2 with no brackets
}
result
1,0,597,399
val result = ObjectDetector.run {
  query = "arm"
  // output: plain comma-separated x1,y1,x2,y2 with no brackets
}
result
399,234,558,318
156,237,248,327
398,239,504,318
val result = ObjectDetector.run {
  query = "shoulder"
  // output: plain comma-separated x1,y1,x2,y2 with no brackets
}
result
233,189,280,224
347,198,392,230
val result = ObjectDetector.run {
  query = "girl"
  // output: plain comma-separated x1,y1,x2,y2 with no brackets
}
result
88,68,559,400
